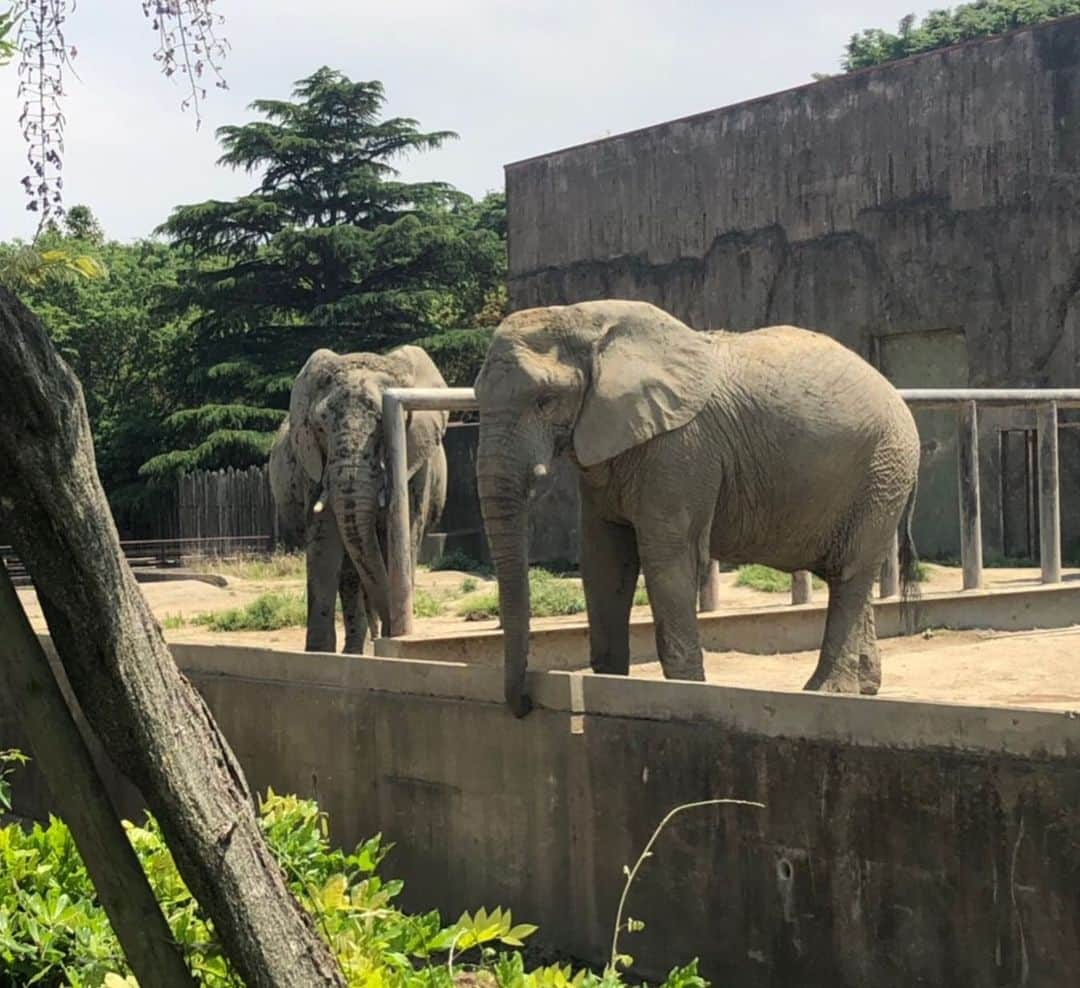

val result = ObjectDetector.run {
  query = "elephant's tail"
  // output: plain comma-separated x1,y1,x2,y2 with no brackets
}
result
898,481,921,634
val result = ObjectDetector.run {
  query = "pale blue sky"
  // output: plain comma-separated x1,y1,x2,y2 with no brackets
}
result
0,1,931,242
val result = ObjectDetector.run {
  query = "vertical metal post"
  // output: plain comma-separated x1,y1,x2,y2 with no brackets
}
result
957,400,983,589
1038,401,1062,584
698,560,721,612
384,393,414,636
791,570,813,605
880,531,900,598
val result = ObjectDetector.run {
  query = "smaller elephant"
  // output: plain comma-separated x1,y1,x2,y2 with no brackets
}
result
474,300,921,716
281,345,449,654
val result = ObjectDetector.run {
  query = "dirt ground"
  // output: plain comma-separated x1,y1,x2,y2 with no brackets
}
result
17,563,1080,711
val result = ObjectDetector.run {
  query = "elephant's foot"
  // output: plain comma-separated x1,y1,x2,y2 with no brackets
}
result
803,662,860,694
660,661,707,683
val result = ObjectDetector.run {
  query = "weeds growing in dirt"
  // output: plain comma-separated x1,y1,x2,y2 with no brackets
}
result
458,569,587,621
734,565,825,594
191,551,306,581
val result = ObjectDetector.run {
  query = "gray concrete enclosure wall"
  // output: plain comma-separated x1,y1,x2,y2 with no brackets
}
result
4,641,1079,987
505,16,1080,560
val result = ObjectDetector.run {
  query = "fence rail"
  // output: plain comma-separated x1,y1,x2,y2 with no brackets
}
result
2,535,275,586
382,387,1080,637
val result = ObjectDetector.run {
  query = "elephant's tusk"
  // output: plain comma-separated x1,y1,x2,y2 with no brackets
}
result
532,463,549,479
313,499,325,514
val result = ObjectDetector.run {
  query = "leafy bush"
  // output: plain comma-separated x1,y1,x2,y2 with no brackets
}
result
458,569,586,621
0,769,709,988
734,565,825,594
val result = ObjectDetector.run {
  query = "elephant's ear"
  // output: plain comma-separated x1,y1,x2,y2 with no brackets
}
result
573,312,719,468
393,345,450,475
290,349,337,482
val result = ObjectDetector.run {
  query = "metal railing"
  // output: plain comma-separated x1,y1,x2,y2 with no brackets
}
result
382,387,1080,637
2,535,275,586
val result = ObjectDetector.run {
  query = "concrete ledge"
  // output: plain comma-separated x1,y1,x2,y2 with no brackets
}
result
374,581,1080,668
580,675,1080,760
132,569,228,587
168,641,1080,759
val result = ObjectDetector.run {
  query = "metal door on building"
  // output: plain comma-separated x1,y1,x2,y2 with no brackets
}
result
875,327,969,561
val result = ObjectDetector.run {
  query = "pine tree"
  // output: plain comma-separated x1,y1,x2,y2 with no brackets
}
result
147,67,504,478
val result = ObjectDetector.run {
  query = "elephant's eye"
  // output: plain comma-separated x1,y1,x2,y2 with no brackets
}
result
536,392,558,415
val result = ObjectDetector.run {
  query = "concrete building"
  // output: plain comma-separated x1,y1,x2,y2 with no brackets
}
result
504,15,1080,562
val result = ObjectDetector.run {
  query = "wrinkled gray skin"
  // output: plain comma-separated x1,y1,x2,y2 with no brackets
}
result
284,346,448,654
475,300,920,717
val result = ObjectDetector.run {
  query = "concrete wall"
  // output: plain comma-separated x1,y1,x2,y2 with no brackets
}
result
505,16,1080,561
4,641,1080,987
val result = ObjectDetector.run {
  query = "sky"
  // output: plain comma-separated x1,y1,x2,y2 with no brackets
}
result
0,0,932,242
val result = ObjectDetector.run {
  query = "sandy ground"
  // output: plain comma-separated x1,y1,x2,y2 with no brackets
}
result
17,563,1080,710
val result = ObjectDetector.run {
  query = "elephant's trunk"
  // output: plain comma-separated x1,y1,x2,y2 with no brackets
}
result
477,426,533,717
329,461,391,633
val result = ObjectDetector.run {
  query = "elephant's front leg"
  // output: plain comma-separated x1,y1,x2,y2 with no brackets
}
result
580,488,640,676
306,505,344,653
338,561,368,655
638,534,707,682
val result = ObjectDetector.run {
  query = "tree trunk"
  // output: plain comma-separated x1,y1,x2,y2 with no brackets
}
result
0,287,345,987
0,567,195,987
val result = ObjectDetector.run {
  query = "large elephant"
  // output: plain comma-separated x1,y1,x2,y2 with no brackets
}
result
474,300,920,716
284,345,449,653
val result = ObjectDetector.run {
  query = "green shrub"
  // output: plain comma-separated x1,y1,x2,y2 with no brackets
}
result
192,591,307,632
413,589,445,618
734,565,825,594
461,577,479,594
458,569,586,621
0,758,708,988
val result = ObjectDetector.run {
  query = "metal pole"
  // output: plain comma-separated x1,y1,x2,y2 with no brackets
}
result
880,531,900,598
957,400,983,589
1038,401,1062,584
791,570,813,605
699,560,721,611
383,393,414,636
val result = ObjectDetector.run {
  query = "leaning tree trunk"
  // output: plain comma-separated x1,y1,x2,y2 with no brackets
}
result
0,287,346,987
0,567,195,987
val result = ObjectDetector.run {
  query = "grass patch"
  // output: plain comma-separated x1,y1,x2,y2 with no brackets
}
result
735,565,825,593
633,582,649,606
413,588,446,618
457,569,586,621
429,549,490,574
461,577,479,594
192,550,306,581
191,591,307,632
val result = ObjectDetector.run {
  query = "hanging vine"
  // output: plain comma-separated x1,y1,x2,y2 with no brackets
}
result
10,1,229,231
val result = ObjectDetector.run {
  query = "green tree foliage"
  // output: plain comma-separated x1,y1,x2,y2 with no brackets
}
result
843,0,1080,70
0,7,16,66
151,67,506,478
0,207,200,520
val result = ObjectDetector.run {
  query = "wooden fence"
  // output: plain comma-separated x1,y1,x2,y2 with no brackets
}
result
176,465,276,553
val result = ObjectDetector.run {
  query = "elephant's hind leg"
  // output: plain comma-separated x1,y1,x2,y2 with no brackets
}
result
857,600,881,695
804,569,876,694
581,491,640,676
